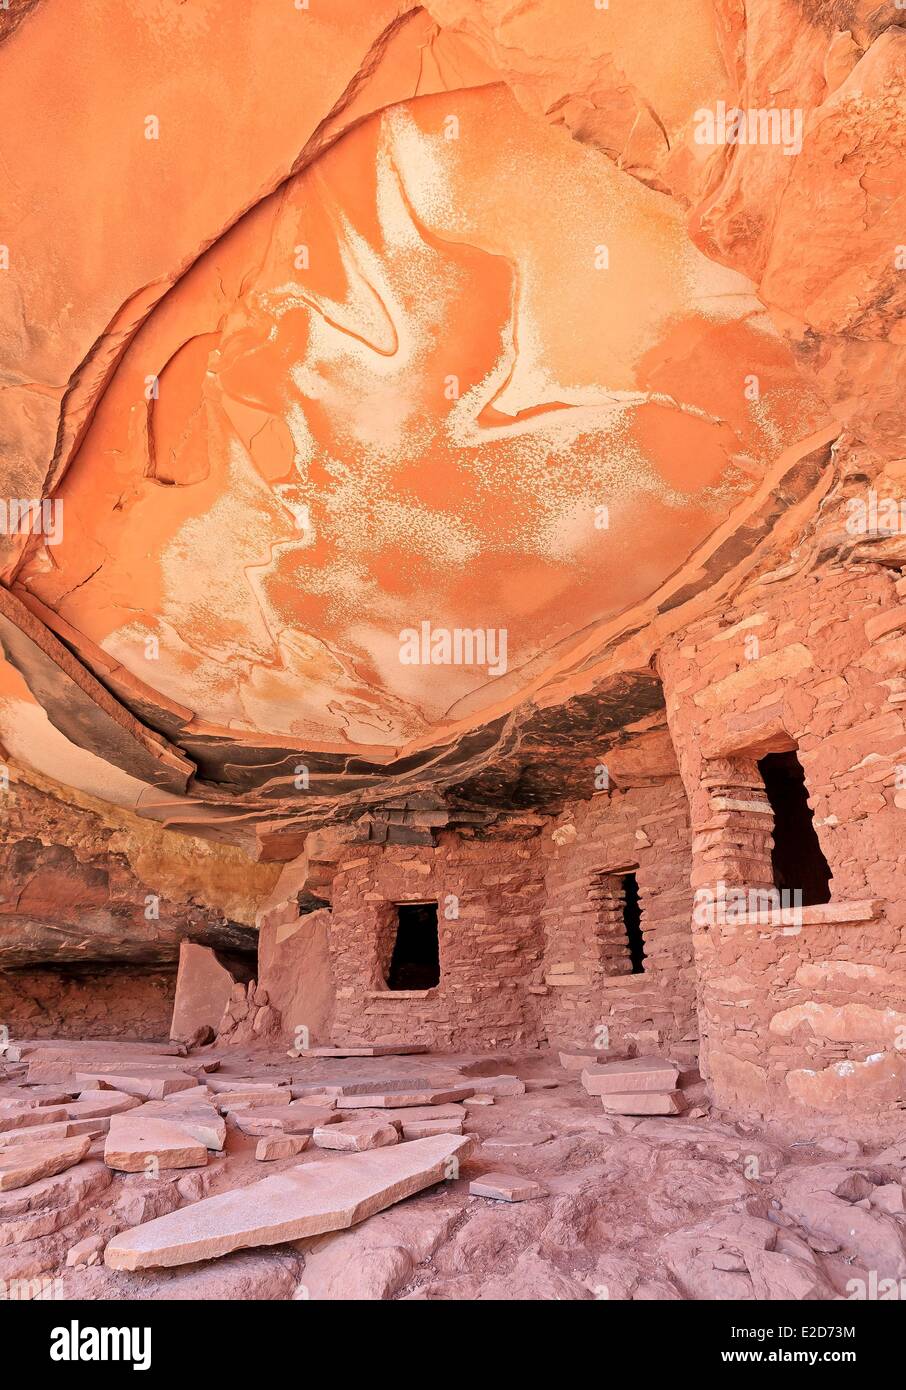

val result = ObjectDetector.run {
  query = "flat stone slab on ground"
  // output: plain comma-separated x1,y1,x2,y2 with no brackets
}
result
132,1103,226,1150
159,1086,217,1105
469,1171,546,1202
335,1076,434,1094
0,1105,69,1133
230,1106,338,1137
559,1051,603,1071
255,1135,309,1162
483,1129,553,1149
341,1085,474,1109
215,1089,292,1112
400,1118,464,1139
0,1158,111,1216
63,1094,143,1122
104,1133,471,1270
312,1120,399,1151
28,1055,215,1085
206,1076,290,1094
581,1058,680,1097
16,1040,186,1058
0,1135,91,1191
104,1116,208,1172
455,1075,525,1097
75,1071,197,1100
298,1045,429,1058
372,1104,466,1126
0,1118,106,1147
599,1090,685,1116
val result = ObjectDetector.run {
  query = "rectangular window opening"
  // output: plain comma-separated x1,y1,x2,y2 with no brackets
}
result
622,871,645,974
758,749,832,907
386,902,440,990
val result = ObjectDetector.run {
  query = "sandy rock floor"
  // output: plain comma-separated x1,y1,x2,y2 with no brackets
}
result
2,1046,904,1301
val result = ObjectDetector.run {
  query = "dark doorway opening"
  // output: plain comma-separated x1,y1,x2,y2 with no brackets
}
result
622,872,645,974
386,902,440,990
758,750,832,906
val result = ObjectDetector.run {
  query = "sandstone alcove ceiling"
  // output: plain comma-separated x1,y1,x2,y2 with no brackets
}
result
2,0,906,1326
0,0,901,860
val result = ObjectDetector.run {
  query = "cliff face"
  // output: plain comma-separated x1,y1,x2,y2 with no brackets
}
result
0,3,902,886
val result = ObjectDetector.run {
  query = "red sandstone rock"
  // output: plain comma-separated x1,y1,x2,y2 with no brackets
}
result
600,1091,686,1117
340,1085,474,1109
230,1107,337,1138
0,0,904,1310
312,1121,400,1152
75,1071,197,1101
469,1172,546,1203
582,1059,681,1096
170,942,238,1043
215,1089,292,1112
559,1052,603,1072
483,1130,553,1150
255,1135,309,1162
103,1116,208,1173
104,1134,472,1270
131,1103,226,1152
0,1135,91,1191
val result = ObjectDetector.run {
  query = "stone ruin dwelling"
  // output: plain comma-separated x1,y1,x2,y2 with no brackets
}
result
0,0,904,1309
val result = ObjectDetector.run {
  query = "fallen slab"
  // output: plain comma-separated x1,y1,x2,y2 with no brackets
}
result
104,1134,471,1270
311,1120,399,1152
255,1135,309,1162
0,1105,69,1133
599,1091,685,1116
132,1103,226,1151
27,1055,215,1086
455,1075,524,1098
340,1085,473,1109
75,1071,197,1100
400,1118,464,1140
170,941,238,1043
469,1171,546,1202
159,1086,218,1105
206,1076,290,1094
559,1051,603,1072
0,1135,91,1191
334,1075,434,1091
104,1116,209,1172
357,1103,466,1140
0,1119,106,1147
483,1129,553,1149
229,1106,337,1137
215,1089,292,1112
0,1158,111,1218
63,1094,143,1122
298,1045,429,1058
581,1058,680,1097
16,1040,186,1058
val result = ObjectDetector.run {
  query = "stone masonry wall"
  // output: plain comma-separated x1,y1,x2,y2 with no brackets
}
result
538,781,698,1061
327,832,546,1050
0,965,175,1040
658,560,906,1126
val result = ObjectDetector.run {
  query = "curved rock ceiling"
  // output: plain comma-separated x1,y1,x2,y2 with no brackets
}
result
1,0,902,856
14,85,824,745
